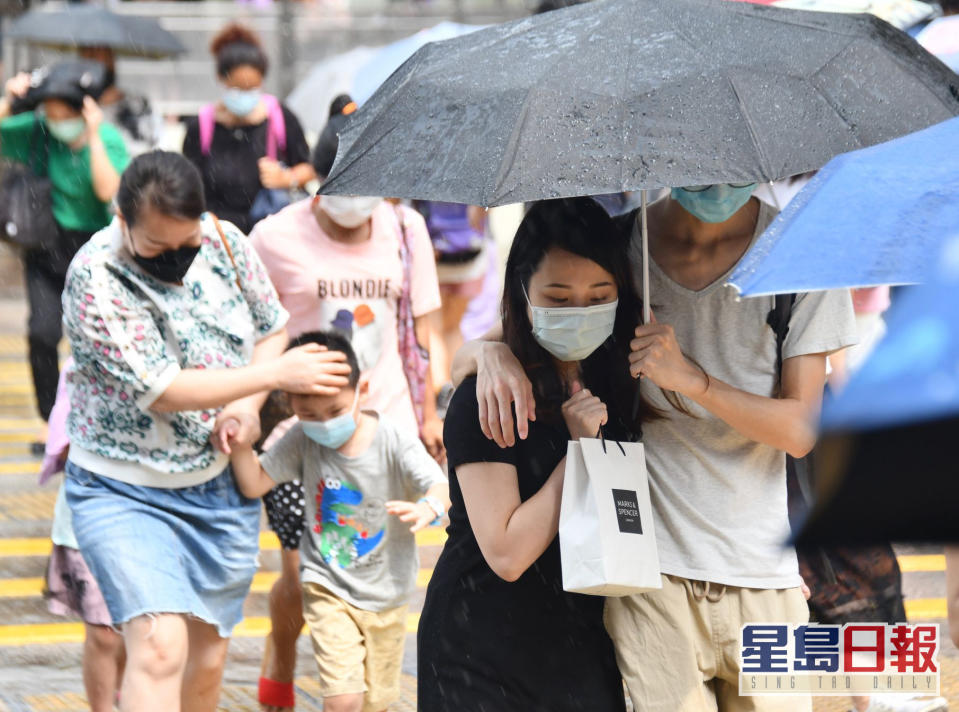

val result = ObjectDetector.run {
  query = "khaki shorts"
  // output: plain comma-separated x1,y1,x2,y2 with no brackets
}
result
605,575,811,712
301,582,408,712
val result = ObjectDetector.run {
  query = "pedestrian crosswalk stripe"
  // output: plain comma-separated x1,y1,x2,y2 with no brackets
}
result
0,432,39,443
0,538,52,557
0,460,41,475
904,597,948,621
0,601,955,647
0,529,446,558
0,569,436,598
897,554,946,572
0,576,43,597
0,613,423,646
0,417,42,429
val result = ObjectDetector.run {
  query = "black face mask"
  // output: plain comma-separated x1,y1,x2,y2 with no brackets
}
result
132,243,201,284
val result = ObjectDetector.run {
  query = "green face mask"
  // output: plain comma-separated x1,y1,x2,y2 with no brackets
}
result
45,117,87,145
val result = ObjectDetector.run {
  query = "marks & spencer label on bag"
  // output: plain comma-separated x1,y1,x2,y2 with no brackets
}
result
612,489,643,534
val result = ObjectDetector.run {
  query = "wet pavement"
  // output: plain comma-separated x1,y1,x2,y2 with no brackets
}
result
0,296,954,711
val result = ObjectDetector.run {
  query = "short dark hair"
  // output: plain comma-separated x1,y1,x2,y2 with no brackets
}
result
210,23,269,79
117,151,206,227
288,331,360,389
312,95,355,179
940,0,959,13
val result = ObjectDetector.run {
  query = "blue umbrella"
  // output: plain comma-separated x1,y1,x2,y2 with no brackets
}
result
728,116,959,297
794,235,959,545
351,22,484,106
821,235,959,432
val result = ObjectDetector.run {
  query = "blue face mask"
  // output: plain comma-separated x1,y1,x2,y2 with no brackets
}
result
671,183,757,223
526,289,619,362
223,88,262,118
300,390,360,449
45,117,87,145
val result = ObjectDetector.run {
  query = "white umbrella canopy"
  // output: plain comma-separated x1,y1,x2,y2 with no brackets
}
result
287,46,380,134
917,15,959,72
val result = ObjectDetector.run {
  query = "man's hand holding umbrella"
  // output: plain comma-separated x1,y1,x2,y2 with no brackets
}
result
628,311,708,397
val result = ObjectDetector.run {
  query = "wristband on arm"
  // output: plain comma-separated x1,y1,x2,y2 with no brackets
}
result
418,495,445,526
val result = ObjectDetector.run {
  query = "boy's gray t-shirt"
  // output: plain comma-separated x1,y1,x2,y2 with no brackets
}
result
260,413,447,611
628,200,857,589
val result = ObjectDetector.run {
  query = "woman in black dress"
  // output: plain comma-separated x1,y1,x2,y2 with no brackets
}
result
418,198,656,711
182,24,314,234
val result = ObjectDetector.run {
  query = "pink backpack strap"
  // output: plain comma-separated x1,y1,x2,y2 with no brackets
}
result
198,104,217,156
261,94,287,161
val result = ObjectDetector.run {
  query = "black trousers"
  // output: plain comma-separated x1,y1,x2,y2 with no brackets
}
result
24,227,93,421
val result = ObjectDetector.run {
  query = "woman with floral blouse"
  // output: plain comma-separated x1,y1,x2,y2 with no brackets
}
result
61,151,351,711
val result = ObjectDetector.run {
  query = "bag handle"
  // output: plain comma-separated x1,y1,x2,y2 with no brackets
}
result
392,204,413,302
210,214,242,291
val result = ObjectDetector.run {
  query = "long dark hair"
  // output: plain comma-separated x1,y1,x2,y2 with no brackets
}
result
502,198,656,439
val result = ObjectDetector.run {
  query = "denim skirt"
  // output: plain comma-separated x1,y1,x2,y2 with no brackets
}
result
64,461,260,637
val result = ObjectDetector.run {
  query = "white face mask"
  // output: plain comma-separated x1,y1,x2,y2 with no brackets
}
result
320,195,382,229
526,289,619,362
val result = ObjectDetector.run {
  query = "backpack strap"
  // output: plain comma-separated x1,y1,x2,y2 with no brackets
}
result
769,293,817,506
200,97,287,160
29,117,50,177
198,104,217,157
767,292,796,389
261,94,287,161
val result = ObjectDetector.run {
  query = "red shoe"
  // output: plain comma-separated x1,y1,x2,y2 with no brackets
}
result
258,677,295,709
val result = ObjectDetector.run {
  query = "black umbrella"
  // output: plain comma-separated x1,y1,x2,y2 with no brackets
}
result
793,416,959,545
6,5,186,59
321,0,959,207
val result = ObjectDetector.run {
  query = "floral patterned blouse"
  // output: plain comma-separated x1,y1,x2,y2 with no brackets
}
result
63,214,289,488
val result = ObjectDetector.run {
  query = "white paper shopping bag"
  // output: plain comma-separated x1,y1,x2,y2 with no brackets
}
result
559,437,661,596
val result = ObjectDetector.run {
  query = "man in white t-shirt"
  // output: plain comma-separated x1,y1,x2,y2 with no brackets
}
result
605,184,855,712
452,184,857,712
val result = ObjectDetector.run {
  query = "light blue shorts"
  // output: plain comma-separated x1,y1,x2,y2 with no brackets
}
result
65,461,260,637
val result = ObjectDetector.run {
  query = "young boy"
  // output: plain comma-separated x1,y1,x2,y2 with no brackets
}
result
229,331,449,712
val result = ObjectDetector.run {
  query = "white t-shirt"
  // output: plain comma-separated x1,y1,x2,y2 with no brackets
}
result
628,201,857,589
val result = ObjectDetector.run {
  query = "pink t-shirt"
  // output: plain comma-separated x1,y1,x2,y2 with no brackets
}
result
250,200,441,437
851,286,891,315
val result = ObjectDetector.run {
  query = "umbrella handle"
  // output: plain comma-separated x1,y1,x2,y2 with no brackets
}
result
641,189,650,325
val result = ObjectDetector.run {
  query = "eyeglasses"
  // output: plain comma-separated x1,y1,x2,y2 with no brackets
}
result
682,182,756,192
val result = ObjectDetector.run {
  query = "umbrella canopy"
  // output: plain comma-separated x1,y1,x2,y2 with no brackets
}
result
917,15,959,71
321,0,959,206
728,116,959,297
6,6,186,59
794,235,959,545
287,23,484,134
287,46,380,133
733,0,937,31
351,22,485,106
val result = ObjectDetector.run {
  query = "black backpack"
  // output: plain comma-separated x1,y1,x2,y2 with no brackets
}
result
0,120,58,251
768,295,906,625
